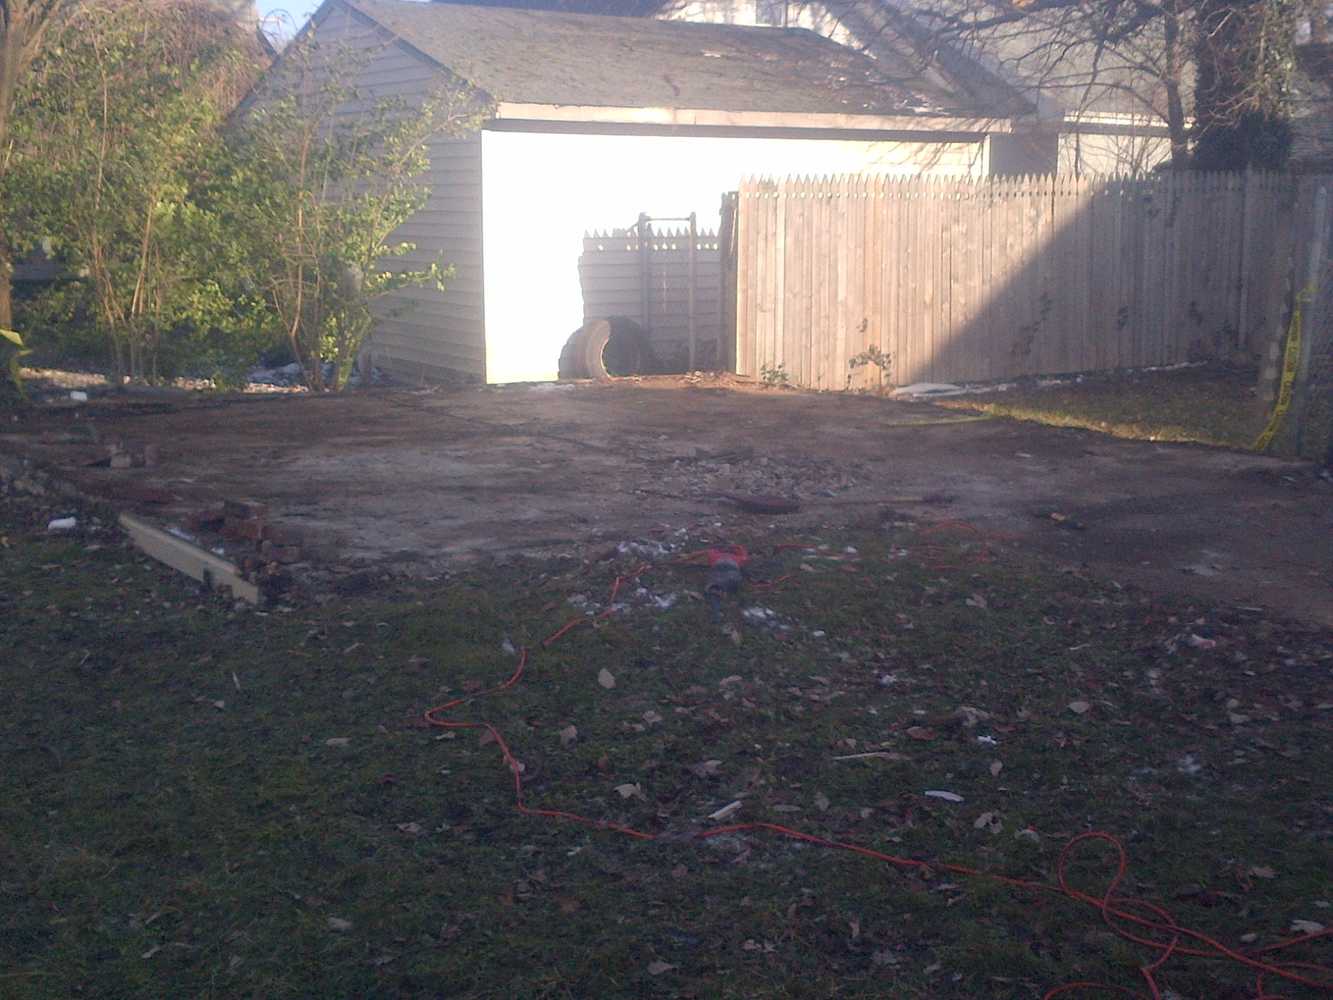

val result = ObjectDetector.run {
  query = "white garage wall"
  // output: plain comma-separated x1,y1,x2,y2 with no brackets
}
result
481,129,985,384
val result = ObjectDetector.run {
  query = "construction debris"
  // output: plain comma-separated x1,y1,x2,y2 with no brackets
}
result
119,513,260,604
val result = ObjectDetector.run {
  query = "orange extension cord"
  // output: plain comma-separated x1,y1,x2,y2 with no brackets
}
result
424,551,1331,1000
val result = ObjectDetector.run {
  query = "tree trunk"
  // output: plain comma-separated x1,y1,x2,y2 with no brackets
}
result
1,29,16,334
1162,4,1190,170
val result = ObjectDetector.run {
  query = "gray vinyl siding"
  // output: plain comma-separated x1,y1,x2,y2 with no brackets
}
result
300,4,486,381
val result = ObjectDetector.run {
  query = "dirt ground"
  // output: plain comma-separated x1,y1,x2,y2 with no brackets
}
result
2,375,1330,624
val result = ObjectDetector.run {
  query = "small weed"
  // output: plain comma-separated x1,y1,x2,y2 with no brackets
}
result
846,345,893,393
759,361,790,388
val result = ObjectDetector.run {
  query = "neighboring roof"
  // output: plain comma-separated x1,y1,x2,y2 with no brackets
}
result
341,0,998,116
792,1,1033,116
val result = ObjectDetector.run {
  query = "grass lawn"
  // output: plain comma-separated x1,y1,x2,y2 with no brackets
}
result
2,494,1330,999
938,365,1265,450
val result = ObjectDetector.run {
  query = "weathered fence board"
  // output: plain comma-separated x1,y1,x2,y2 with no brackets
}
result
579,229,721,369
735,172,1315,389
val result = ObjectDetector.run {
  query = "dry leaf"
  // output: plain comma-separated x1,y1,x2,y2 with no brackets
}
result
905,726,937,741
1248,865,1277,880
814,791,830,813
614,782,644,800
973,811,1003,834
558,724,578,748
325,737,351,747
1068,700,1091,715
396,822,423,835
965,593,988,609
646,960,676,976
989,760,1003,777
689,759,723,778
1291,919,1325,935
557,897,581,914
328,917,353,932
707,800,743,822
642,710,663,725
597,668,616,689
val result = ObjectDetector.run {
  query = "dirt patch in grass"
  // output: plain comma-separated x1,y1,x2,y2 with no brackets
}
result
2,493,1329,999
938,365,1264,450
1,375,1329,625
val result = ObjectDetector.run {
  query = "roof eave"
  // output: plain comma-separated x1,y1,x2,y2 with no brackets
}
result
492,101,1012,135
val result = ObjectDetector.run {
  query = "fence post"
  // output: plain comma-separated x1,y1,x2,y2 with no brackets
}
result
688,212,698,372
1237,168,1252,356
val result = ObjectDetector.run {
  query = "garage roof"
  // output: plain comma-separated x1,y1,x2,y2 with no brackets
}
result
340,0,1000,118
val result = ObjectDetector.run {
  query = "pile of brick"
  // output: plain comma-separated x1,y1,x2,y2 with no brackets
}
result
185,499,304,574
99,439,160,469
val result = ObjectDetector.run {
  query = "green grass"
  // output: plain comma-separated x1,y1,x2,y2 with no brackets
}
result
2,494,1330,998
939,365,1264,449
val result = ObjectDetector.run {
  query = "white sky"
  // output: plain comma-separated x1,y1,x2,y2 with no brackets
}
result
256,0,323,34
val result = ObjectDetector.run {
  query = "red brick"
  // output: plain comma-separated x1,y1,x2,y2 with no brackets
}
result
185,507,226,533
224,516,265,542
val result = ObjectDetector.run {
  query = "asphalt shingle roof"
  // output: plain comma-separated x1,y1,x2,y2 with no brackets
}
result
343,0,997,116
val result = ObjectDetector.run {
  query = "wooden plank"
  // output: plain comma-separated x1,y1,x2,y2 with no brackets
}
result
833,176,848,382
849,175,868,387
119,514,261,604
885,178,901,385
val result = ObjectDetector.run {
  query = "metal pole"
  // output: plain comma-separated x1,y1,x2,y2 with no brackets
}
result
637,212,651,333
688,212,698,371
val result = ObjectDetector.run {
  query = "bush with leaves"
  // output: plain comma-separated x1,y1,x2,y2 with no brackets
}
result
16,0,266,383
214,43,490,391
1,327,33,403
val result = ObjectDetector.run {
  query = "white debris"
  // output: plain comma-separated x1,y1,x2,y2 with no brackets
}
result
617,539,673,559
891,382,965,398
924,790,964,803
47,517,77,532
743,606,777,622
1176,754,1203,775
69,390,89,402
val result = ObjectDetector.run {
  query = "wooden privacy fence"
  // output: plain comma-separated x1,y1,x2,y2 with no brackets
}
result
734,172,1304,389
579,228,722,370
